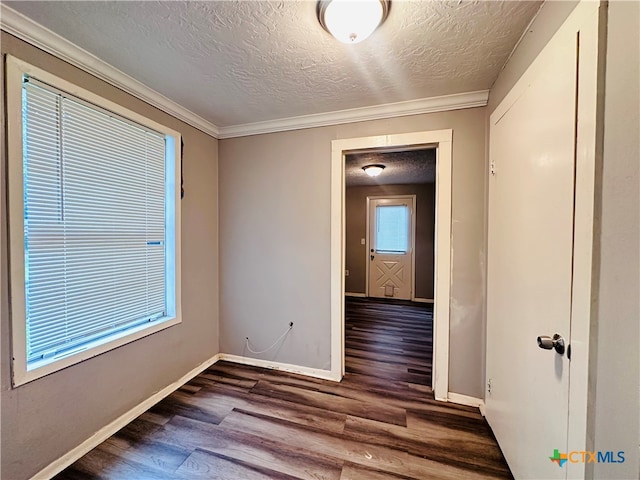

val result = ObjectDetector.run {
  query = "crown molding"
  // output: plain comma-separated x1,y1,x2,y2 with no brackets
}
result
218,90,489,139
0,4,220,138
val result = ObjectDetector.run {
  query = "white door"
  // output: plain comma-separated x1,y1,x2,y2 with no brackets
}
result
367,196,414,300
486,10,581,480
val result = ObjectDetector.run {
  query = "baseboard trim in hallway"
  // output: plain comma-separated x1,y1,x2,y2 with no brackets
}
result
447,393,485,410
412,297,435,303
218,353,338,382
34,354,221,480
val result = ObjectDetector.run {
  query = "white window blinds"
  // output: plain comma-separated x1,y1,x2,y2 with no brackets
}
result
22,78,169,366
375,205,409,253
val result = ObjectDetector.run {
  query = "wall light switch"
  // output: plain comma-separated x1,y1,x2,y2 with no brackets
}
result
361,238,366,245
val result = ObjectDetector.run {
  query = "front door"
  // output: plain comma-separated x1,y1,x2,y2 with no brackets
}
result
368,196,414,300
485,4,596,478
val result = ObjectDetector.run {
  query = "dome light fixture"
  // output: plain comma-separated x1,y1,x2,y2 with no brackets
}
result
362,164,385,177
317,0,391,44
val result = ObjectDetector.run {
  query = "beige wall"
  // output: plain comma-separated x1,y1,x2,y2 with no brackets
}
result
0,33,219,480
590,2,640,478
345,184,435,299
219,106,487,397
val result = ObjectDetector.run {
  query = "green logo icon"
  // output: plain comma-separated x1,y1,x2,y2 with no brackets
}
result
550,449,568,467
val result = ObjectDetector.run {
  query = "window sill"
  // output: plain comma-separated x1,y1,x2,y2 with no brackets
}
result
12,316,181,387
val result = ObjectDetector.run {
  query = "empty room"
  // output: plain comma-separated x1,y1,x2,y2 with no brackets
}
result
1,1,638,479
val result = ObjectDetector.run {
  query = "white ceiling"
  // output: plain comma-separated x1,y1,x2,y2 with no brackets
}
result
5,1,542,130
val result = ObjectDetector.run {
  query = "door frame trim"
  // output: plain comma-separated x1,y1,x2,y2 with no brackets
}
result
330,130,452,401
365,194,417,300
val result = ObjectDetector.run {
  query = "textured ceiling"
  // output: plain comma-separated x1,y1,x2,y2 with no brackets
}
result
346,149,436,186
5,1,541,128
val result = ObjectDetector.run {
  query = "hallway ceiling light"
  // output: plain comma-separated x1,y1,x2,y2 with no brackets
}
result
317,0,391,44
362,164,385,177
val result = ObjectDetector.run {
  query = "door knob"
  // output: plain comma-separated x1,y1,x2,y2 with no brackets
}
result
537,334,565,355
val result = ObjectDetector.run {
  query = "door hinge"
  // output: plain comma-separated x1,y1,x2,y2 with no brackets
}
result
487,378,492,395
490,162,496,176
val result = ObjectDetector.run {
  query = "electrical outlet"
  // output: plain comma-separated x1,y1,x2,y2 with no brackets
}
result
487,378,492,395
345,269,349,276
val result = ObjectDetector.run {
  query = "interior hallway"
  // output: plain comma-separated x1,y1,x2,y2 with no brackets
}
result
54,298,511,479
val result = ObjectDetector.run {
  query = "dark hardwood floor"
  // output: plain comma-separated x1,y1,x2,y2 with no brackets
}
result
55,297,512,479
345,297,432,387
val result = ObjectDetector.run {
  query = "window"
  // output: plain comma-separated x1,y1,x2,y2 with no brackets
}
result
375,205,409,253
6,56,181,386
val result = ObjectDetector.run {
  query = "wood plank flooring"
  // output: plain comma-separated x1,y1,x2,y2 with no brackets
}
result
54,297,512,479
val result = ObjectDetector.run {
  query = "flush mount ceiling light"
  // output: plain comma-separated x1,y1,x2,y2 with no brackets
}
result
317,0,391,44
362,164,385,177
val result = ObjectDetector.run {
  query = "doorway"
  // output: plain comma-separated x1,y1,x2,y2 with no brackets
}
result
330,130,453,401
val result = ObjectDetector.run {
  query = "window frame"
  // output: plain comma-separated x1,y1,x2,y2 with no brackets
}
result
6,55,182,387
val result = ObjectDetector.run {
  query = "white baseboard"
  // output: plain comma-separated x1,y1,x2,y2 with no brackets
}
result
219,353,340,382
345,294,433,303
33,354,221,480
479,403,486,417
447,392,485,410
413,297,434,303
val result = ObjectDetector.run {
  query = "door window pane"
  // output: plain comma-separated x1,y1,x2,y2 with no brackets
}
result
375,205,409,253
